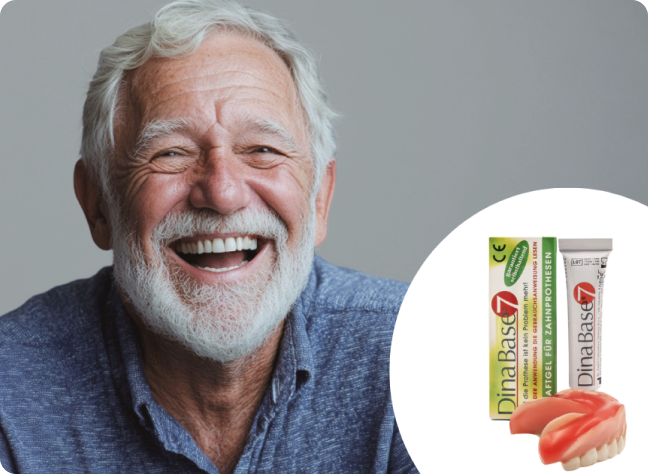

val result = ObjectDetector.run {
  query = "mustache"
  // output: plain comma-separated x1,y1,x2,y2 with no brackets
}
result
150,206,289,247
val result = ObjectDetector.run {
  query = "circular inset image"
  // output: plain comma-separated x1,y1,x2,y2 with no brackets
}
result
391,189,645,473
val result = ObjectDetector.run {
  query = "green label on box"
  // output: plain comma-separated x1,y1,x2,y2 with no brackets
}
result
504,240,529,287
542,237,557,397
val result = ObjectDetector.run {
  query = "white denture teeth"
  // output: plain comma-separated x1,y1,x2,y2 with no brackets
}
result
224,237,236,252
562,457,580,471
176,237,258,254
579,448,597,468
596,444,608,462
608,438,617,458
213,238,225,253
561,435,626,471
195,260,249,273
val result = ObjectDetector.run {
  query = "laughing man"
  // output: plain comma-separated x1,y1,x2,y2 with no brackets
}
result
0,1,417,473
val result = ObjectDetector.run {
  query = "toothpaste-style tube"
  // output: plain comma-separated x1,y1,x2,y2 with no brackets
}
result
559,239,612,391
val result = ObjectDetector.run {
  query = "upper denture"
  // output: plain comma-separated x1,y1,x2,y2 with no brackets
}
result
510,389,627,470
176,237,258,254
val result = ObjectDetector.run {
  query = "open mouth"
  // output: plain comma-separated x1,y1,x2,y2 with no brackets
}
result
174,236,262,273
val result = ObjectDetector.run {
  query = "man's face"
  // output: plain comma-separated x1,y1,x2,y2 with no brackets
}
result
82,32,334,361
114,32,316,280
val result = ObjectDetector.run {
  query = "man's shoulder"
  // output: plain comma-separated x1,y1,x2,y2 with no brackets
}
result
309,256,409,319
0,267,113,358
303,257,409,357
294,258,407,418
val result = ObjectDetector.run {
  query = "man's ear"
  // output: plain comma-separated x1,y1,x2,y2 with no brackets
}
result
314,159,336,247
74,160,112,250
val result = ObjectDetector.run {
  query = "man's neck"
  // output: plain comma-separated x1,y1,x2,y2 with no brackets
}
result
135,319,284,474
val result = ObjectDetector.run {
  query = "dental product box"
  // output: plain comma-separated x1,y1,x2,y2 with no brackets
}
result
489,237,557,420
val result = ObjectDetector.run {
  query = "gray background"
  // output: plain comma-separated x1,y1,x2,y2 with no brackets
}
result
2,0,648,315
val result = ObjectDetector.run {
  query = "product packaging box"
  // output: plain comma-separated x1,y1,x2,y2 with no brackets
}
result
489,237,557,420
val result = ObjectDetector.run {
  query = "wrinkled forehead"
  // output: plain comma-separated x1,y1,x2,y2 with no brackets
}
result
119,32,308,146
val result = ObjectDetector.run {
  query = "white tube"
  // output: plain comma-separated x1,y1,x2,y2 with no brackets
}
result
559,239,612,391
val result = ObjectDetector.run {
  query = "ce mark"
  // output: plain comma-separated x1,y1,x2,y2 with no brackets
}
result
492,244,506,263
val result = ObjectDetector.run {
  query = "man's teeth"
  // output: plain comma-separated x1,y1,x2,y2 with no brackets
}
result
196,260,249,273
177,237,258,254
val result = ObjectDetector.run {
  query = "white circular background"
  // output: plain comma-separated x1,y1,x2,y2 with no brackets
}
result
391,188,647,473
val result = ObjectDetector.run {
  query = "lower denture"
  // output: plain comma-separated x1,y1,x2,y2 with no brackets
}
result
197,260,248,273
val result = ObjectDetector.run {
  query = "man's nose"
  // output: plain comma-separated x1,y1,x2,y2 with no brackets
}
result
189,150,252,214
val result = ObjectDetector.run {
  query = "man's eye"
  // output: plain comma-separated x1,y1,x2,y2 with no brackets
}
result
152,150,185,160
255,147,279,154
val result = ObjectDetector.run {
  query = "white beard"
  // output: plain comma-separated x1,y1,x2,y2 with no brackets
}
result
110,204,315,363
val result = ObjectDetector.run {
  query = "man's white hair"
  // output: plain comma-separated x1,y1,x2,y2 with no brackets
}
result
80,0,337,205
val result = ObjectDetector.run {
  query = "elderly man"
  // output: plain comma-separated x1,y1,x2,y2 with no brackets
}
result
0,1,416,473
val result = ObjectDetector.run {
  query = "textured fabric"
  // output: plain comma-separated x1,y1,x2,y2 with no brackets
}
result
0,256,417,474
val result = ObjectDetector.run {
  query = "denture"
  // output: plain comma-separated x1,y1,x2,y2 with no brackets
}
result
510,389,626,471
